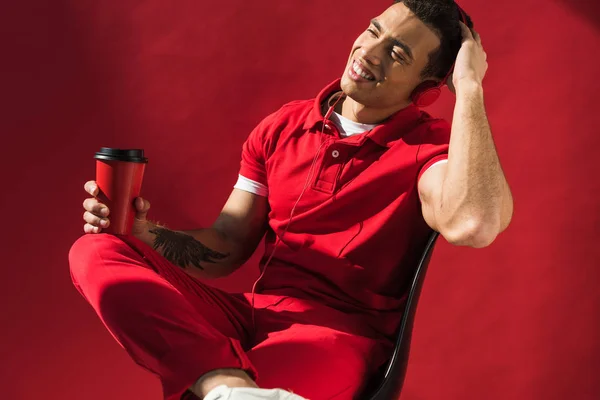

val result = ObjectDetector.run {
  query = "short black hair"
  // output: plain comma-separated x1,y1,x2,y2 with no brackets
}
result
393,0,474,80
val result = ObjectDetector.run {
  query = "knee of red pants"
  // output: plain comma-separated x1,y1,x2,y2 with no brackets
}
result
69,233,130,289
68,233,157,336
67,233,172,355
68,233,178,323
68,233,258,393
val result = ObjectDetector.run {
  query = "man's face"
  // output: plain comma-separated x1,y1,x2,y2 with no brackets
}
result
340,3,441,109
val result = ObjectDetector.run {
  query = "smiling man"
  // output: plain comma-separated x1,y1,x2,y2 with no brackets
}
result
70,1,513,399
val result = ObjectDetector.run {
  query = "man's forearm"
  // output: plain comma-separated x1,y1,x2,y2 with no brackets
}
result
440,81,513,246
136,221,243,279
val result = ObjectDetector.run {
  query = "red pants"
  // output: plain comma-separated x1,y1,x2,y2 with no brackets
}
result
68,234,389,400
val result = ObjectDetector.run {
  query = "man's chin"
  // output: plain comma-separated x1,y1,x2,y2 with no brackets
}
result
340,78,370,105
340,76,362,97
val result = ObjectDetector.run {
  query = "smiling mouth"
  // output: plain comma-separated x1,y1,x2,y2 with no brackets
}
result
351,60,376,81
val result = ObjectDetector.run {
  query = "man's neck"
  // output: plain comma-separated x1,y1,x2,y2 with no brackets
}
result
334,96,412,125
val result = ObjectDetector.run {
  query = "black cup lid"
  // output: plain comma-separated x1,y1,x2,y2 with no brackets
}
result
94,148,148,163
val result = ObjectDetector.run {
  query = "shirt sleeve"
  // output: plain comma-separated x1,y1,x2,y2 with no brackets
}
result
238,108,284,189
416,118,451,183
239,127,267,186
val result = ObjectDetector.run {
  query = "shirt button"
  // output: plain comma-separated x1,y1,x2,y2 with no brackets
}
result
324,124,331,130
332,150,340,158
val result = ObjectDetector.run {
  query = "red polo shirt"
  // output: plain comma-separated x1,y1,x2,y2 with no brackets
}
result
239,79,450,337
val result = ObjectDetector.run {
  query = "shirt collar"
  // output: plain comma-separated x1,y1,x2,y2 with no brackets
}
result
303,79,422,148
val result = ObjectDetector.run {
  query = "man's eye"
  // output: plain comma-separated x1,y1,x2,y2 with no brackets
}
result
392,51,405,65
367,29,377,37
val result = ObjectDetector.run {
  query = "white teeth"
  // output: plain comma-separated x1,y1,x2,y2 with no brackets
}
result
353,62,375,81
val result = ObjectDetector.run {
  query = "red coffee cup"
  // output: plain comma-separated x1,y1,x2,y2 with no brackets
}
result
94,148,148,235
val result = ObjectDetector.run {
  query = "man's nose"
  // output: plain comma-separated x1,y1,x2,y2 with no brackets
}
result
360,44,382,67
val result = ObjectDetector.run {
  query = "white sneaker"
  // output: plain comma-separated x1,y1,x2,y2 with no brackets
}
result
204,385,308,400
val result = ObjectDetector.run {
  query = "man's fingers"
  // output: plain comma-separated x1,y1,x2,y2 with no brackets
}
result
84,223,101,234
472,29,482,45
83,211,110,228
83,198,109,216
459,21,474,42
84,181,98,196
134,197,150,222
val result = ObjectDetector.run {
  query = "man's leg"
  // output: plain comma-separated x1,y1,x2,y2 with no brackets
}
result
247,324,386,400
68,233,257,399
246,296,390,400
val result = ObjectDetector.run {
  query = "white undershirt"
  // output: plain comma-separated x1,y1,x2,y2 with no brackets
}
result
329,111,378,137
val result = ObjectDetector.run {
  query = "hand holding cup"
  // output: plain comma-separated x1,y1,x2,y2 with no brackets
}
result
82,148,149,236
82,181,151,237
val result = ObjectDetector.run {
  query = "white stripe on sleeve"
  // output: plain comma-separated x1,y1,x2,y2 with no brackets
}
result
234,175,268,197
427,159,448,170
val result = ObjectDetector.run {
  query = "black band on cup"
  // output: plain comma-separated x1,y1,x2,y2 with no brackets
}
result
94,148,148,163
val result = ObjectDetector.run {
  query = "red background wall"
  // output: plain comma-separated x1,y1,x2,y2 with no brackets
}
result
1,0,599,399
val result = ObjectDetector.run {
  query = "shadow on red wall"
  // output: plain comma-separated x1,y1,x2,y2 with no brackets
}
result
556,0,600,28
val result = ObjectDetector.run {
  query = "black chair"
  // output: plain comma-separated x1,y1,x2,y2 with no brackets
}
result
363,231,440,400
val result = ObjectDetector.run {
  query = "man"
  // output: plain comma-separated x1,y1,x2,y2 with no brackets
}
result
70,1,513,399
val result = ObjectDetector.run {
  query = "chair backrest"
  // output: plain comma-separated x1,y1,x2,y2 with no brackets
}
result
365,230,440,400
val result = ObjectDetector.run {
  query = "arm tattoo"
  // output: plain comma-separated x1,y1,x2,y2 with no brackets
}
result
149,227,229,270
